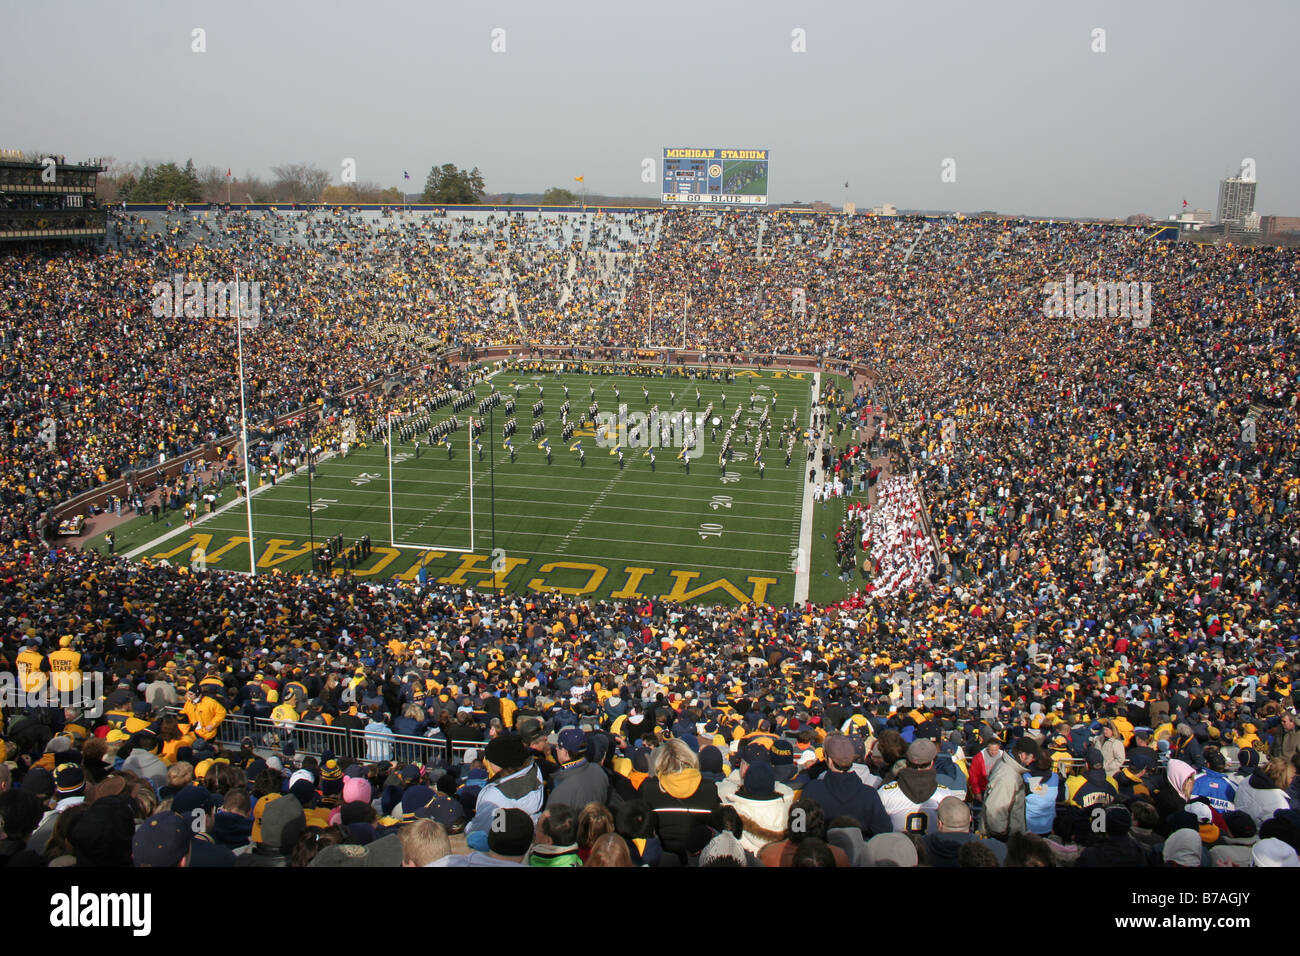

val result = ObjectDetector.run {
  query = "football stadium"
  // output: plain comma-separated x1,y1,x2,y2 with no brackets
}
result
1,2,1299,909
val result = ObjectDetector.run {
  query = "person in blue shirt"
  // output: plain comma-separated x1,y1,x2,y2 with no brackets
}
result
1190,747,1237,812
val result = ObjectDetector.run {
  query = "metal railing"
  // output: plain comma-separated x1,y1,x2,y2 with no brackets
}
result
167,709,485,767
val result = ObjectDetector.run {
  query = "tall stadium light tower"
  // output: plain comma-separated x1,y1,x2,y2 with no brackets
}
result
233,267,257,577
681,292,688,351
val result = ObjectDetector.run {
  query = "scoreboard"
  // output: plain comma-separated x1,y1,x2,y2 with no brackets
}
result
662,147,769,205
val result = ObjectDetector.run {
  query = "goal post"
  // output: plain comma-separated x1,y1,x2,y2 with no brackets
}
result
380,404,478,557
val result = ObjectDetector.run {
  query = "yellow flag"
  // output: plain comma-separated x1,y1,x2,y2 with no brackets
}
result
574,176,584,183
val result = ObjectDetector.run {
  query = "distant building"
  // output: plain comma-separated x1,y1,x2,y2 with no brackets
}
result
778,201,834,213
1261,215,1300,238
872,203,898,217
1216,176,1257,226
1169,207,1213,232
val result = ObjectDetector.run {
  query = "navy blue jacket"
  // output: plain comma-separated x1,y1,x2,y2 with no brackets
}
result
801,769,893,837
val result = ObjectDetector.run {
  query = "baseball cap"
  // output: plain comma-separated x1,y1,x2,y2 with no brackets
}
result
906,739,938,766
823,735,855,767
171,784,220,817
133,812,191,867
557,727,587,755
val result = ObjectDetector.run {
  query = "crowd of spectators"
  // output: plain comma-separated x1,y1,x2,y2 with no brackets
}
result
1,206,1298,868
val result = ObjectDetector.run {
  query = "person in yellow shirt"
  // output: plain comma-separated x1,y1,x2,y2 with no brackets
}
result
16,640,45,695
47,636,82,694
271,695,300,729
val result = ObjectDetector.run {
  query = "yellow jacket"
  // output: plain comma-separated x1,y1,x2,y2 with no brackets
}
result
183,696,228,741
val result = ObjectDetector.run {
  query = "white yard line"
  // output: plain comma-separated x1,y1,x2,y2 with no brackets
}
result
123,453,330,559
125,368,510,561
793,371,821,604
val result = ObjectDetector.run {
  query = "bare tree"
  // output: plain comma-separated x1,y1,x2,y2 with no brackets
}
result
271,163,330,203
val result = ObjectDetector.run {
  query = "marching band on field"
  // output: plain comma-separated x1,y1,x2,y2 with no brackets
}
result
380,368,804,485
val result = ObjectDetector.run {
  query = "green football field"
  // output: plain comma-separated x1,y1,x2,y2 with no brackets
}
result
111,368,820,605
722,159,768,196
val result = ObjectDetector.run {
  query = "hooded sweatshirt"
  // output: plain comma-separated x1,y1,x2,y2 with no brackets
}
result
827,826,869,867
923,830,1008,867
640,769,720,860
879,767,959,835
718,778,793,853
802,768,893,837
1233,769,1291,826
1153,759,1195,833
465,761,545,850
1208,833,1258,867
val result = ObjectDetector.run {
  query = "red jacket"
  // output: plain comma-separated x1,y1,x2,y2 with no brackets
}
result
968,748,1002,800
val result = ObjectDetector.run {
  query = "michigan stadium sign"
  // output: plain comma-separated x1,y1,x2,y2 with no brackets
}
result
663,147,769,205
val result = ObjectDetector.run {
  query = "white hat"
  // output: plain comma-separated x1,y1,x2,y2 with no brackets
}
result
1252,838,1300,867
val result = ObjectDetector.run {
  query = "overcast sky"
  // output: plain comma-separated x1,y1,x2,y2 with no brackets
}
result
5,0,1296,218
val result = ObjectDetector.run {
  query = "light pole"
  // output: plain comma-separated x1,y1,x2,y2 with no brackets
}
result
305,414,317,572
233,267,257,577
489,398,496,558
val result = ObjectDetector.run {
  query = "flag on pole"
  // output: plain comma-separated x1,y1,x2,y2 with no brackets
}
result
1182,199,1188,208
609,443,621,456
574,176,584,183
226,169,232,178
570,441,583,452
538,439,550,451
404,171,410,180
